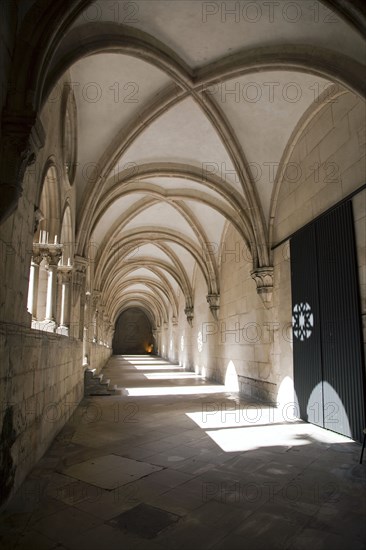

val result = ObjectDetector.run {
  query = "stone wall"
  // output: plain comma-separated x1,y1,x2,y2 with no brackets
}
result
0,64,113,509
215,225,275,402
174,290,194,370
272,90,366,406
0,165,36,327
159,224,277,404
353,190,366,362
89,342,112,376
190,265,217,379
274,91,365,244
271,242,294,410
0,322,83,509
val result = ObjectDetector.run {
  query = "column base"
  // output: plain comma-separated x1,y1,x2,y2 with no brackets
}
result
56,325,69,336
32,319,57,333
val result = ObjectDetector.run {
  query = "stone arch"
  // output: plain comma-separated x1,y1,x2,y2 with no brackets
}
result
60,201,74,266
35,161,62,244
112,307,154,355
60,84,78,185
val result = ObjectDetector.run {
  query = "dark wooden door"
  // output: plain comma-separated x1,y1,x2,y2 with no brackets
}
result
291,202,365,441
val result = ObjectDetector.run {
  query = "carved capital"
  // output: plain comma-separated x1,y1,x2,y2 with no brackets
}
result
33,242,63,268
184,305,194,327
46,248,63,268
74,255,88,277
206,293,220,320
31,251,43,266
92,290,101,309
250,267,274,305
72,256,88,305
98,305,105,317
33,206,44,234
57,265,72,284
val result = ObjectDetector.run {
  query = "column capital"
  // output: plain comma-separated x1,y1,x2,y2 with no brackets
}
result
33,242,63,267
250,266,274,306
46,250,63,268
57,265,72,284
74,255,88,273
92,290,101,309
31,251,43,266
206,293,220,320
72,256,88,308
184,305,194,327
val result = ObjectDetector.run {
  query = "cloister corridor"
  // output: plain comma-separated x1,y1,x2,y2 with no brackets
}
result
1,1,366,548
0,354,364,550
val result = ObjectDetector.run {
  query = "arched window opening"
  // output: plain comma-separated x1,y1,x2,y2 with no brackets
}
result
27,165,63,333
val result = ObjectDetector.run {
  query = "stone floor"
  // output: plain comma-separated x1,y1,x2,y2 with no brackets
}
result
1,355,365,550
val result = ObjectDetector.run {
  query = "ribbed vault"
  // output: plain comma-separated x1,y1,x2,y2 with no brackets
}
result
30,0,365,331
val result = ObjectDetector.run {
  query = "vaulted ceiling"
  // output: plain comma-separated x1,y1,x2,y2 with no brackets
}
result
39,0,365,327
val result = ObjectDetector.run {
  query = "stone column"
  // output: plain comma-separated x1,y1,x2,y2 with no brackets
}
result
72,256,88,339
92,291,101,343
107,322,114,348
45,248,63,326
103,313,109,346
57,266,72,335
83,292,91,365
27,253,42,319
97,307,105,345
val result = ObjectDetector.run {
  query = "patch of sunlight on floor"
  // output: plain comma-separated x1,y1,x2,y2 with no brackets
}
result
144,373,203,380
206,424,311,452
133,365,185,371
186,406,300,429
204,421,354,452
127,361,170,365
124,385,229,396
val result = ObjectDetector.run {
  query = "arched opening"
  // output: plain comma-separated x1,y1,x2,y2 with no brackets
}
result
112,308,154,355
27,164,62,331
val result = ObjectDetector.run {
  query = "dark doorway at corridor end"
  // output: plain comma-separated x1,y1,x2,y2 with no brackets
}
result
112,308,154,355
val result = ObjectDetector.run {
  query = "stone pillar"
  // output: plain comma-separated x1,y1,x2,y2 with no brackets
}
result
92,291,101,343
27,253,42,319
83,291,91,365
93,311,98,343
73,256,88,340
57,266,72,335
103,313,109,346
31,243,62,330
45,249,62,325
107,322,114,348
97,307,105,345
172,316,178,361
